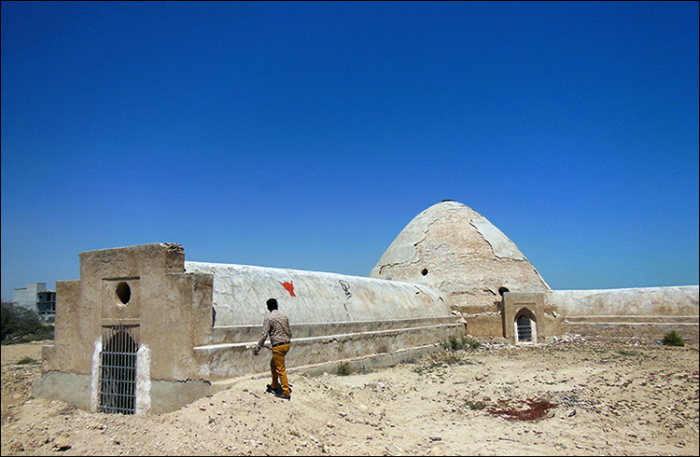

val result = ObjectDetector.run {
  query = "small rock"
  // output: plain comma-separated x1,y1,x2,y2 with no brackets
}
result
385,444,403,455
429,435,442,441
7,441,24,452
54,439,72,451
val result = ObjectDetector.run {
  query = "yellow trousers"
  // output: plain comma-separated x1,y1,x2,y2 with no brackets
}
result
270,344,291,396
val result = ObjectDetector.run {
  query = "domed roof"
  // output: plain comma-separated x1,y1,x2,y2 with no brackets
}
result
369,201,550,308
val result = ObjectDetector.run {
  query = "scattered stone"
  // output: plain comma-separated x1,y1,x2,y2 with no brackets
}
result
54,439,72,451
7,441,24,453
385,444,403,455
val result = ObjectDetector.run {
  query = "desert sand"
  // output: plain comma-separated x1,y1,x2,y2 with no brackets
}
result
2,337,698,456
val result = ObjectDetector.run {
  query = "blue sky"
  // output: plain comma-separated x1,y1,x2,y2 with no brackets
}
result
2,1,698,300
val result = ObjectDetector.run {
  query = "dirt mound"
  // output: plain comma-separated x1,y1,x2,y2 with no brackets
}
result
2,340,698,455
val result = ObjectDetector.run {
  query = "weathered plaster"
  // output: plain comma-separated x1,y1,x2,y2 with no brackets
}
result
34,201,699,414
135,344,152,415
549,286,699,342
370,201,550,312
185,261,448,327
470,216,525,260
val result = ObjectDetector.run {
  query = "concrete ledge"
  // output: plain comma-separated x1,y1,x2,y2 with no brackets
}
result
210,316,458,344
32,371,93,411
198,323,462,351
194,323,464,381
563,315,698,323
149,379,213,414
210,343,444,393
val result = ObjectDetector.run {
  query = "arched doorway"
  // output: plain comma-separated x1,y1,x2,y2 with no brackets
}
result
514,309,537,343
99,325,138,414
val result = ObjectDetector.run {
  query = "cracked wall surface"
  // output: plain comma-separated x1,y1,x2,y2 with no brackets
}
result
34,201,698,413
370,201,550,314
36,242,463,414
184,261,449,327
470,216,525,260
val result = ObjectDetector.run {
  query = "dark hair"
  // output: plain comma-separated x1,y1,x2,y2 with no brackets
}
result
266,298,278,311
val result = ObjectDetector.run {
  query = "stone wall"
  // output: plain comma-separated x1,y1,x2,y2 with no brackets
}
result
35,243,464,414
32,200,699,414
185,261,450,327
184,261,462,382
549,286,699,343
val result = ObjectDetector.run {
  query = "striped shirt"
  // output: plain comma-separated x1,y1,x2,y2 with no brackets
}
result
257,309,292,348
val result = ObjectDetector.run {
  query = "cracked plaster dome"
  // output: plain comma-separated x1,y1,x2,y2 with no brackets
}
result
369,201,550,309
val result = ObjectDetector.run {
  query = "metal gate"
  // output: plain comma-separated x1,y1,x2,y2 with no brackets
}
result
99,325,138,414
516,315,532,342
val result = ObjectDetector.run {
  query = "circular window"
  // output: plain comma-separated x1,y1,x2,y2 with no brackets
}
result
116,282,131,305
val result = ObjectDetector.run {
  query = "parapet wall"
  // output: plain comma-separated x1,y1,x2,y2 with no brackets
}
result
35,244,464,414
184,261,462,382
184,261,450,327
549,286,699,343
34,235,698,414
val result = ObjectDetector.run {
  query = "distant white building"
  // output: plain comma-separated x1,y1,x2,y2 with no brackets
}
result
13,282,56,322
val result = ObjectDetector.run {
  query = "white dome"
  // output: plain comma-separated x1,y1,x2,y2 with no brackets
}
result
370,201,550,309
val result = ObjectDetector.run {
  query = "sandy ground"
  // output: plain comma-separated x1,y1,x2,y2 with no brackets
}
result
2,338,698,456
